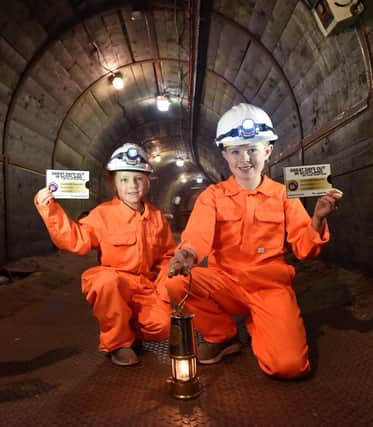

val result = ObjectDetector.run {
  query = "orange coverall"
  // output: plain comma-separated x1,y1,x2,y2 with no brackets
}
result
35,196,175,352
164,175,330,378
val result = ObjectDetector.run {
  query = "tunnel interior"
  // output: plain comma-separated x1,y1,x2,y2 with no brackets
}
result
0,0,372,273
1,1,373,426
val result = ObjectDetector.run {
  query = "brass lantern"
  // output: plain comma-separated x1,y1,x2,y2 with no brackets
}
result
168,311,201,399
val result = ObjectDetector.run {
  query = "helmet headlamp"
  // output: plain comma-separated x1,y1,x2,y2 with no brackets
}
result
215,118,276,143
127,147,139,160
106,143,153,173
110,146,147,166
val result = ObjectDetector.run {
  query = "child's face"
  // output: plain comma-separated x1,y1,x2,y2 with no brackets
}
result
113,171,150,209
222,142,273,182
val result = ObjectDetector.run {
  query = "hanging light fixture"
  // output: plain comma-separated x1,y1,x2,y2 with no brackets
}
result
181,175,187,183
130,0,146,21
196,176,203,184
167,275,201,399
156,95,170,112
173,195,182,205
154,154,161,162
176,158,184,167
110,72,124,90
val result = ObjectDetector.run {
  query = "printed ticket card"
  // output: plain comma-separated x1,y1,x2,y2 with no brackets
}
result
46,170,90,199
283,164,332,199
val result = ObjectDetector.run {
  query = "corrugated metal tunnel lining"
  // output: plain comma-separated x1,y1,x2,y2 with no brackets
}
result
1,0,372,272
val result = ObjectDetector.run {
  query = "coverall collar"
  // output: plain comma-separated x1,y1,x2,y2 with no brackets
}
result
225,175,275,197
112,196,150,219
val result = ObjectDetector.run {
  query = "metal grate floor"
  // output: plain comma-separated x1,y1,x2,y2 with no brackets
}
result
1,252,373,427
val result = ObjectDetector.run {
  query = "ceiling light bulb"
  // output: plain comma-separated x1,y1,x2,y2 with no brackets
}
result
176,158,184,167
157,95,170,112
154,154,161,162
196,176,203,183
181,176,187,183
131,10,143,21
111,73,124,90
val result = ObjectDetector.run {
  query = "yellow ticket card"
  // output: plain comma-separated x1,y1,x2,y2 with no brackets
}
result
46,170,90,199
283,164,332,198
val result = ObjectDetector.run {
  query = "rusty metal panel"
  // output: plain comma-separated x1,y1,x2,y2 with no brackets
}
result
32,51,81,109
253,68,283,110
214,23,247,81
122,9,152,62
5,165,47,258
7,119,53,170
247,0,277,39
0,158,4,265
304,110,373,176
261,0,298,53
54,139,84,169
59,119,92,158
102,12,133,66
0,1,47,61
60,24,103,83
70,91,108,141
49,40,86,91
213,0,255,29
11,76,64,138
233,42,268,101
154,9,188,61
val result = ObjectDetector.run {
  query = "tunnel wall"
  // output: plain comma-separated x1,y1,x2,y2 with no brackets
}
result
1,1,373,275
0,161,4,265
304,109,373,272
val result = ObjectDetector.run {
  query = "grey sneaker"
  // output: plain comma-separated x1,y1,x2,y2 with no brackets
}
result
198,336,242,364
111,347,139,366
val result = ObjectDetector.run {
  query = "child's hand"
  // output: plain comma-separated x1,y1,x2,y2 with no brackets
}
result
312,188,343,231
168,249,196,277
36,187,54,206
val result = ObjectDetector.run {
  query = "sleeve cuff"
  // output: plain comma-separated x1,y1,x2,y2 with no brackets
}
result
308,220,330,244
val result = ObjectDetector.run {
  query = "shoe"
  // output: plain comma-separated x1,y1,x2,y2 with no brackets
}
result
110,347,140,366
198,336,242,365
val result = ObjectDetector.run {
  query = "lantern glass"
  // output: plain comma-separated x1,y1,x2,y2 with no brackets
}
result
172,357,197,382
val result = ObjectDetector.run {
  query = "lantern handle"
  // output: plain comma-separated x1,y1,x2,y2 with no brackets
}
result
174,272,192,313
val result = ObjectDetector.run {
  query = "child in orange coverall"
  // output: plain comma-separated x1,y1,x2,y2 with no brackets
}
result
35,143,175,366
164,103,343,379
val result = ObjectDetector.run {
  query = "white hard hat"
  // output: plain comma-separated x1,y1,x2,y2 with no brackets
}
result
106,143,153,173
215,103,278,147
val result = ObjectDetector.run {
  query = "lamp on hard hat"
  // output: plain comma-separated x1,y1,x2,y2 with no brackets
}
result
126,147,141,161
106,143,153,173
215,103,278,147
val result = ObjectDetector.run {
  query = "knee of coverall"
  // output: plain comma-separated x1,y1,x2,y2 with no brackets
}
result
81,267,119,306
139,310,171,341
258,352,311,380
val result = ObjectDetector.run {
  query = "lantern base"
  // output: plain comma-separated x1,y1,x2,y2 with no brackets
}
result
167,377,201,399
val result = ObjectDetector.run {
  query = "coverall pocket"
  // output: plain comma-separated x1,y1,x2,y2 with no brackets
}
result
216,199,241,222
100,232,138,267
215,202,242,248
254,210,285,249
105,232,137,246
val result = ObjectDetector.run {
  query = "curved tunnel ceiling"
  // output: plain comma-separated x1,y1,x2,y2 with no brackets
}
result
2,0,369,216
